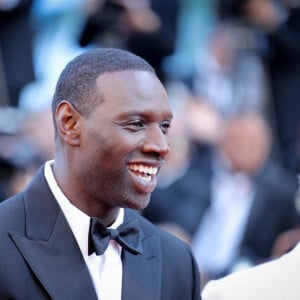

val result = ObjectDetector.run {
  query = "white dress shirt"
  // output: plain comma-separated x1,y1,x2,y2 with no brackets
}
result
192,156,254,275
44,160,123,300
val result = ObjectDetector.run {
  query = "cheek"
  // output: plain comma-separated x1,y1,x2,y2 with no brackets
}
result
85,126,141,166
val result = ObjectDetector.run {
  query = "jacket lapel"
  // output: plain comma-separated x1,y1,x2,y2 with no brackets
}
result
121,210,161,300
9,167,98,300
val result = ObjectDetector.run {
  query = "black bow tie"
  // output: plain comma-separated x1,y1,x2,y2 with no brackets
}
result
88,217,143,256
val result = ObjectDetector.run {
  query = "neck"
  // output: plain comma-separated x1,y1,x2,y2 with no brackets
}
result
52,158,120,225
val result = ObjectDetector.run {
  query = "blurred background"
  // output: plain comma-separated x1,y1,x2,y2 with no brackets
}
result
1,0,300,289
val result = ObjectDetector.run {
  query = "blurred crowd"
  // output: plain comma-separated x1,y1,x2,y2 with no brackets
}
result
1,0,300,290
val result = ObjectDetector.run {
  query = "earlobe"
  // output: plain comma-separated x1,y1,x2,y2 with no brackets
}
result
56,101,81,146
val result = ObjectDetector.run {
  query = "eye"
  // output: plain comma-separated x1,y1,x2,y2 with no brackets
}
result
160,121,171,134
123,119,145,131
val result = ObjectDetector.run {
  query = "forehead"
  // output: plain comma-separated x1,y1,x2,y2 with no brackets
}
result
95,70,172,119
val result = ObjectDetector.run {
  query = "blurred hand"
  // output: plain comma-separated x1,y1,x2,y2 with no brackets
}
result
243,0,284,32
183,98,224,145
271,227,300,257
83,0,106,15
120,8,161,33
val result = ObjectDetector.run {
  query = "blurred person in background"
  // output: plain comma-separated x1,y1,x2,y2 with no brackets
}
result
0,106,54,201
0,143,40,201
190,22,270,120
217,0,300,174
78,0,181,84
0,0,35,107
201,118,300,298
192,112,299,286
19,0,89,111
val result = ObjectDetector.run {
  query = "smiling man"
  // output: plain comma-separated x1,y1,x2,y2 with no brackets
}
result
0,48,200,299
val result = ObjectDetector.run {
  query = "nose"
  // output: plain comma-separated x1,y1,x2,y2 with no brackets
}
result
142,125,171,158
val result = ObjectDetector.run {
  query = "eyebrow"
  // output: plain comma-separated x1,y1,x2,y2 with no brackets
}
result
118,109,173,120
119,110,173,120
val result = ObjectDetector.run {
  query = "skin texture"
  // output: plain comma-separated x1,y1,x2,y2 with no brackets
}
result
53,70,172,226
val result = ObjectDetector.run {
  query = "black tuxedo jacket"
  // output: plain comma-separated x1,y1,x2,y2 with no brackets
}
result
0,166,200,299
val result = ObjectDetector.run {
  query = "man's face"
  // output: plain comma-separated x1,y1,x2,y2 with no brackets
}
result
78,70,172,211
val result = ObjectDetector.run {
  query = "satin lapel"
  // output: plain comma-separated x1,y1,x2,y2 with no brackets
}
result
9,167,98,300
121,210,161,300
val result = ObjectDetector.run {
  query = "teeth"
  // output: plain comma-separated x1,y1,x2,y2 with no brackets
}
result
142,175,151,182
128,164,158,175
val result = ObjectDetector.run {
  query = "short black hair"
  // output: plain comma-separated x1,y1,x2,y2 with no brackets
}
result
52,47,155,130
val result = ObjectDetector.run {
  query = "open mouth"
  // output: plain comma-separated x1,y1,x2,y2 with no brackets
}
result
128,164,158,183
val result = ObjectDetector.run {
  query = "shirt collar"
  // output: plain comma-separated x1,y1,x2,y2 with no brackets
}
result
44,160,124,256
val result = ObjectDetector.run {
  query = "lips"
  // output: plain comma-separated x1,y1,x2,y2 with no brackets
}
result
128,163,159,194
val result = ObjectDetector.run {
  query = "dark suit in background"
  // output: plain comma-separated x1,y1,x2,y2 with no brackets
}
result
0,0,35,107
267,6,300,174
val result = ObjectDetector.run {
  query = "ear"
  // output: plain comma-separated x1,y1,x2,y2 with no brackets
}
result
55,101,81,146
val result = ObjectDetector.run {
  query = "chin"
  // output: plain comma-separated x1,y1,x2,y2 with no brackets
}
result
122,195,151,211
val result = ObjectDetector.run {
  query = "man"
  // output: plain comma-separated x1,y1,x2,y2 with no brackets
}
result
0,48,200,299
202,242,300,300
